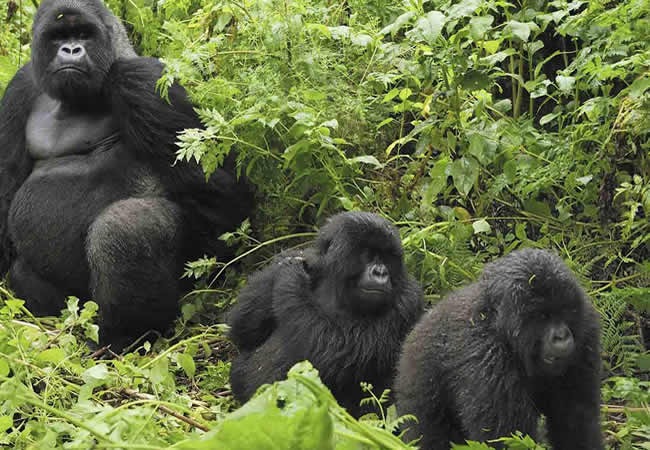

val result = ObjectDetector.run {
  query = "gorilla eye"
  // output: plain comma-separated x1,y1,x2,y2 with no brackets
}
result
76,26,94,39
50,29,68,40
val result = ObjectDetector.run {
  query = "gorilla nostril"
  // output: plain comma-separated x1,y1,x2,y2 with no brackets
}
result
59,45,84,58
371,265,388,279
552,326,570,342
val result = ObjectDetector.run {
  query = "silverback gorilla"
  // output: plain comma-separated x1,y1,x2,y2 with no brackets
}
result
394,248,603,450
228,212,424,416
0,0,252,350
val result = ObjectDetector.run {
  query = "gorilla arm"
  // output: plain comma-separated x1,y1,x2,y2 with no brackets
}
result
106,57,201,165
106,57,253,243
0,64,39,274
228,265,279,351
229,255,310,351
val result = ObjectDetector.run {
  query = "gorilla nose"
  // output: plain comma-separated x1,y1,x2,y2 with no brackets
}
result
59,44,85,60
551,325,574,355
371,264,389,282
552,325,570,341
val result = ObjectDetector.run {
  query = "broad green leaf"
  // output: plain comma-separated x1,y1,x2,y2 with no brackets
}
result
423,157,450,203
383,88,400,103
576,175,593,185
523,199,552,218
36,348,66,365
0,359,9,377
349,155,383,168
506,21,539,42
448,157,479,196
515,223,528,241
81,364,110,384
556,75,575,92
469,15,494,41
480,48,517,65
377,117,393,129
503,159,517,184
399,88,412,101
472,219,492,234
629,77,650,98
493,99,512,113
178,353,196,378
540,111,560,125
408,11,446,45
468,133,496,165
447,0,481,19
483,40,500,54
459,70,492,91
350,33,373,47
379,11,416,36
0,416,12,433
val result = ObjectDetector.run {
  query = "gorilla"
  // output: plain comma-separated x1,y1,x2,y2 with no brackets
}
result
0,0,252,349
228,211,424,416
394,248,603,450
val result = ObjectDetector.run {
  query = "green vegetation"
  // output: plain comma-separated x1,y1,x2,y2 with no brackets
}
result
0,0,648,448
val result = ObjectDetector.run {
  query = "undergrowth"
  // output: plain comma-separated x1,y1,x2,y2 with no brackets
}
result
0,0,648,448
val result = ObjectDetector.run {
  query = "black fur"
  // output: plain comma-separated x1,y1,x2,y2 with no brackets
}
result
0,0,252,350
229,212,424,416
394,248,603,450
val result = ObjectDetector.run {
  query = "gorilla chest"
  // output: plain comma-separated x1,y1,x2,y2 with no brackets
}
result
8,141,142,266
26,94,117,159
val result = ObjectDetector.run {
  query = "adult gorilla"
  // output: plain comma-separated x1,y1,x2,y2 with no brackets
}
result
228,212,425,416
394,248,603,450
0,0,252,349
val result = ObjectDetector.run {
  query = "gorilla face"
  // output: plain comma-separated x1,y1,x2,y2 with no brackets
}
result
498,293,584,377
538,318,577,375
348,247,395,313
31,1,113,104
315,212,405,316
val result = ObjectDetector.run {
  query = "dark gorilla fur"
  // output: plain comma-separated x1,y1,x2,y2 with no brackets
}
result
228,212,424,416
0,0,252,350
394,248,603,450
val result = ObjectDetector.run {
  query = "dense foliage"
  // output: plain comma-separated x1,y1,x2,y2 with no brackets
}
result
0,0,648,448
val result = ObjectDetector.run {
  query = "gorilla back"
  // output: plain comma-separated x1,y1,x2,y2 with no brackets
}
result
0,0,253,350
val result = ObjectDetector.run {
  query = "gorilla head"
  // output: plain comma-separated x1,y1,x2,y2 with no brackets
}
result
312,211,406,315
481,248,584,377
31,0,135,104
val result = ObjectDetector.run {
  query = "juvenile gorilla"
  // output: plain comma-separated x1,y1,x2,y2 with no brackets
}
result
228,212,424,416
0,0,252,349
394,248,603,450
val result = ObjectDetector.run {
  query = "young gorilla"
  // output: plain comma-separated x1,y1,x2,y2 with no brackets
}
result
394,248,603,450
0,0,252,350
228,212,425,416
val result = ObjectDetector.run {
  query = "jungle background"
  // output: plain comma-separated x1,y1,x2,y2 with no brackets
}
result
0,0,648,448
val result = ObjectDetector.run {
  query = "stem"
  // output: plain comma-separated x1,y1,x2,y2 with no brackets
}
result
513,49,523,119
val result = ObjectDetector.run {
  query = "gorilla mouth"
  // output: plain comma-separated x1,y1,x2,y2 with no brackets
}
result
541,355,569,375
55,66,87,75
361,288,388,295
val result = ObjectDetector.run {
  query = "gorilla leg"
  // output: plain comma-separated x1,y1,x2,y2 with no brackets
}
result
9,258,68,315
87,197,184,348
